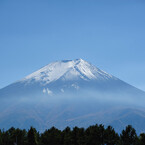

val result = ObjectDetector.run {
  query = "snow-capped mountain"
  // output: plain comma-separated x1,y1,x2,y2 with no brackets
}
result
16,58,119,95
0,59,145,133
1,58,142,97
22,59,115,83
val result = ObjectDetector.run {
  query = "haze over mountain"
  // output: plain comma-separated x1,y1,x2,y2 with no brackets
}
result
0,59,145,133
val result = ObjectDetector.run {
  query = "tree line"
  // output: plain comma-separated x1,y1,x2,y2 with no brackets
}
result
0,124,145,145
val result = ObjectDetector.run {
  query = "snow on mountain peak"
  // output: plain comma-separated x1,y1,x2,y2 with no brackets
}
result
22,59,115,85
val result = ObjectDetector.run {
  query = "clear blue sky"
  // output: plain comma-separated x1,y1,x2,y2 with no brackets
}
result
0,0,145,91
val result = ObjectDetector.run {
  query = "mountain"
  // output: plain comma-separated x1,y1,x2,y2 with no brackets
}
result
0,59,145,133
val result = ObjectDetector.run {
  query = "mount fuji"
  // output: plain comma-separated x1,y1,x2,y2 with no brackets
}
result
0,59,145,133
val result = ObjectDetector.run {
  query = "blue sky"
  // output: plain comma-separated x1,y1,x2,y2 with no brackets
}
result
0,0,145,90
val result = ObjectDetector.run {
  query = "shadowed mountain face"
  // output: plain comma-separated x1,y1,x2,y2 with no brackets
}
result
0,59,145,133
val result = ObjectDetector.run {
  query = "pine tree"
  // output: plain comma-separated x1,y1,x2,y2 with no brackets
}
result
0,129,2,145
104,126,119,145
139,133,145,145
63,127,72,145
120,125,138,145
27,127,37,145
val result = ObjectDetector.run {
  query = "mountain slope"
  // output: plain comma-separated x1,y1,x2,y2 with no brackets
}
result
0,59,145,133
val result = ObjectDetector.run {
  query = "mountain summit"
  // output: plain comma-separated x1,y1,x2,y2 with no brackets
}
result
0,59,145,133
22,59,114,83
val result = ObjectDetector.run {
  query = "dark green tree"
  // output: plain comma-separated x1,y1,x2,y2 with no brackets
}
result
139,133,145,145
104,126,120,145
27,127,37,145
2,130,10,145
120,125,138,145
71,127,85,145
85,124,105,145
62,127,72,145
8,127,16,145
0,129,2,145
15,128,27,145
40,127,62,145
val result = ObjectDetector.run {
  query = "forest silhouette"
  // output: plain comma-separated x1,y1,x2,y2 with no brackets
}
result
0,124,145,145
